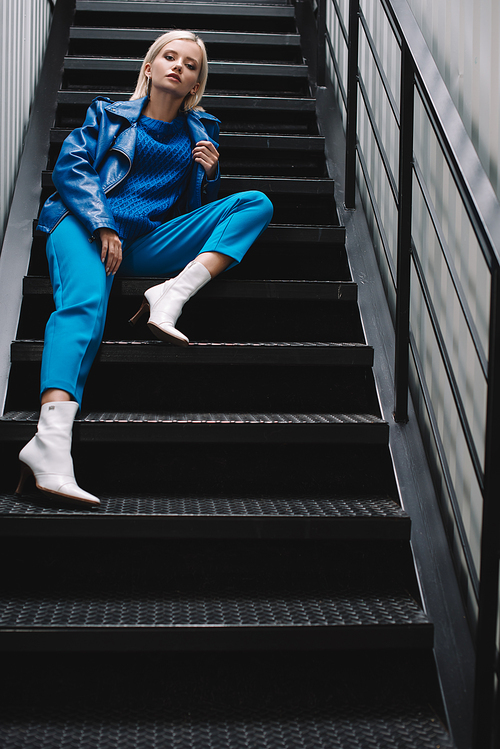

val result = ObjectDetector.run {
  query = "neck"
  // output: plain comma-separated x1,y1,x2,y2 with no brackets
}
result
143,92,184,122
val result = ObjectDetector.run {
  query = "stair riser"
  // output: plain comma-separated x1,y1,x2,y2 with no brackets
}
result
74,9,297,35
1,442,395,496
7,362,378,414
0,627,433,652
62,69,310,97
48,143,328,178
55,101,319,135
17,298,365,342
68,37,303,64
29,237,351,281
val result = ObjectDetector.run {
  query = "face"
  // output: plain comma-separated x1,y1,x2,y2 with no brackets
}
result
145,39,202,100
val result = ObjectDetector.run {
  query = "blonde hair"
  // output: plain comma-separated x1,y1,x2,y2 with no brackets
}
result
130,30,208,111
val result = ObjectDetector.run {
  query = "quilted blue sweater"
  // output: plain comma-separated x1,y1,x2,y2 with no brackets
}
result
107,114,192,242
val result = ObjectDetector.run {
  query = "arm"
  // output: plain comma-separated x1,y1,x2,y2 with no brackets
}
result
192,139,220,204
52,99,119,237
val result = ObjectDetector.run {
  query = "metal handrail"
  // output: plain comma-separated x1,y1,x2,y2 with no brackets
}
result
318,0,500,745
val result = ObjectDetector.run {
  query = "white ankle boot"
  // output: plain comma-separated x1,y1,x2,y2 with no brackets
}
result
16,401,100,506
129,260,212,346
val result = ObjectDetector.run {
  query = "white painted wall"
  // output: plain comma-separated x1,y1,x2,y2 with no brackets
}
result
324,0,500,625
407,0,500,202
0,0,53,248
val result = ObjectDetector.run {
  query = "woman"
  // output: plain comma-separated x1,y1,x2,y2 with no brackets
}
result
16,30,273,507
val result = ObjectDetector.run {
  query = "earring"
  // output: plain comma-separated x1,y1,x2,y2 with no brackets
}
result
146,75,152,99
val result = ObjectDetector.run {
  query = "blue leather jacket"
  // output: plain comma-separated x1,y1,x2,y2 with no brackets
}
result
37,96,221,237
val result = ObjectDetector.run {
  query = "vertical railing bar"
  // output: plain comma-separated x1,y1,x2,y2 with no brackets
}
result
344,0,359,209
473,266,500,749
394,39,414,423
316,0,326,87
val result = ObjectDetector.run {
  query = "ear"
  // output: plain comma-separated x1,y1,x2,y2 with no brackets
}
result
191,82,200,95
144,62,152,77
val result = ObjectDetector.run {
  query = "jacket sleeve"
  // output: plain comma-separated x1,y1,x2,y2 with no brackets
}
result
200,119,221,205
51,98,119,236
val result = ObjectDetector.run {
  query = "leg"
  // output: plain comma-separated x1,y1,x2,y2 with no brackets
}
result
41,214,114,407
17,215,112,506
125,191,273,345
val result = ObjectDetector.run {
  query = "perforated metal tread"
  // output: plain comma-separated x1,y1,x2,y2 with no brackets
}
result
12,340,373,367
0,493,406,518
0,705,455,749
0,411,388,444
0,650,454,749
0,585,431,652
0,493,410,540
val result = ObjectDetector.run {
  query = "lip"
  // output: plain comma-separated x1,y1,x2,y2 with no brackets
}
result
167,73,181,82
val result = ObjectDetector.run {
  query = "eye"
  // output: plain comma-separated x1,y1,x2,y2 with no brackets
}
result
186,63,196,70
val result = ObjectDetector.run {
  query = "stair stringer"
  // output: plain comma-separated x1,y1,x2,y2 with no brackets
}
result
315,79,475,749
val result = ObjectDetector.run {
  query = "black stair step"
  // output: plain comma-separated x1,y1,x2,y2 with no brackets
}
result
42,171,333,195
75,1,296,19
0,591,431,651
0,411,389,444
1,538,427,650
50,128,325,152
63,57,309,79
57,90,316,112
0,493,409,539
0,650,455,749
12,340,374,367
33,220,346,246
69,28,301,46
68,29,303,65
23,277,354,300
55,92,318,134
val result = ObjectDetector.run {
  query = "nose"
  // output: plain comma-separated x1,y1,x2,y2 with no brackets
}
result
172,60,182,71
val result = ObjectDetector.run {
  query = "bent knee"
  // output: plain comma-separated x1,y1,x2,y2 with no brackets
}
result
241,190,274,221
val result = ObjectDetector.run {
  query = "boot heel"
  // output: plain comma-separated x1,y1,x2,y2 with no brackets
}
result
15,462,32,496
128,297,149,326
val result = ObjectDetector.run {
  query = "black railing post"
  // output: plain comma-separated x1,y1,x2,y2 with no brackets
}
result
473,265,500,749
316,0,326,87
344,0,359,209
394,40,414,423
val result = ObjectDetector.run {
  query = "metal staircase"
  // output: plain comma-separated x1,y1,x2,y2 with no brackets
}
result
0,1,456,746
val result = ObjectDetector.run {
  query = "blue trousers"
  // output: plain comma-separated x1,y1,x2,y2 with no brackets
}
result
41,190,273,406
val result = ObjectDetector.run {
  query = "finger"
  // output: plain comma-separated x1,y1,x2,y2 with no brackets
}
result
106,245,121,275
109,250,122,275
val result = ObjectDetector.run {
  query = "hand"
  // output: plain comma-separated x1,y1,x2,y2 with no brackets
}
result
98,227,122,276
192,140,219,180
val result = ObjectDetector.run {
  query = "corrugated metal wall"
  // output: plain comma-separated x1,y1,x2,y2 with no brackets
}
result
0,0,53,247
325,0,498,627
